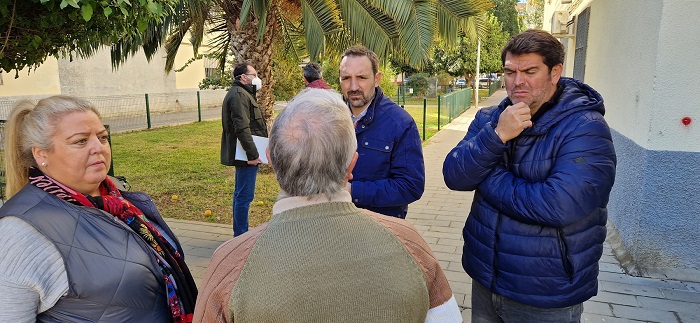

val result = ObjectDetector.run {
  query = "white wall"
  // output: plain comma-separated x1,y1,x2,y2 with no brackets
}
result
0,29,221,97
647,1,700,151
583,0,662,150
553,0,700,152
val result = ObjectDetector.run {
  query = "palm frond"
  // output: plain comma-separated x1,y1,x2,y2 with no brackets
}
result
397,0,436,66
161,0,214,72
437,0,492,48
336,0,395,63
459,12,490,42
439,0,492,18
302,0,343,61
164,20,193,72
206,15,233,72
239,0,274,44
276,13,306,63
360,0,413,25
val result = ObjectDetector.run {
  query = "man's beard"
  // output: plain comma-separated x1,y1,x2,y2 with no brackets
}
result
345,90,374,109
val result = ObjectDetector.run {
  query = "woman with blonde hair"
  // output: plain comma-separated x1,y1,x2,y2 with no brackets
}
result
0,95,197,322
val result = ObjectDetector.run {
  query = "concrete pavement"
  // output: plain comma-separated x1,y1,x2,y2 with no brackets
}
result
166,89,700,322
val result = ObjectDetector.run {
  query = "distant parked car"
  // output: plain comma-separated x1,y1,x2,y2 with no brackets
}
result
455,78,466,87
472,78,490,89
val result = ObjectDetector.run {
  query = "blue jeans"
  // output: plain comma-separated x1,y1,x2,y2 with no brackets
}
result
471,281,583,323
232,165,258,237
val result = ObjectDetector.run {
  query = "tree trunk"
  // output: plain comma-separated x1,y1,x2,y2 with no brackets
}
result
227,1,280,124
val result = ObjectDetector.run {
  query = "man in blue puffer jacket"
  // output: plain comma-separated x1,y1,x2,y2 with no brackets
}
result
339,45,425,218
443,29,616,322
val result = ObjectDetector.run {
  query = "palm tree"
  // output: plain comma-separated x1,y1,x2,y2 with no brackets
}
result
126,0,493,122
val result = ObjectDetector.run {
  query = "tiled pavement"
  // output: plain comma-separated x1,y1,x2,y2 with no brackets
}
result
165,89,700,322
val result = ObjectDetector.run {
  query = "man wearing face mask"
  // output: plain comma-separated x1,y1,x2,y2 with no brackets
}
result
221,63,268,236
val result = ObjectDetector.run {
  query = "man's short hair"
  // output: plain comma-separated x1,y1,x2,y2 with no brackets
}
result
303,62,323,83
233,63,251,79
501,29,565,71
341,45,379,75
269,88,356,198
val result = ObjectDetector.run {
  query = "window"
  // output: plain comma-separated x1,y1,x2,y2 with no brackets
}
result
573,7,590,82
203,57,219,78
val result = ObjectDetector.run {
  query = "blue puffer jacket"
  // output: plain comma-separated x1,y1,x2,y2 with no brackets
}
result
350,87,425,218
442,77,617,307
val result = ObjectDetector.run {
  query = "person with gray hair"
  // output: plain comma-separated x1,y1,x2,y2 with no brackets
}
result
302,62,331,89
194,88,461,323
0,95,197,322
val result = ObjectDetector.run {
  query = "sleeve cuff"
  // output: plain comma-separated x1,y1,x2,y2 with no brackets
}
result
425,295,461,322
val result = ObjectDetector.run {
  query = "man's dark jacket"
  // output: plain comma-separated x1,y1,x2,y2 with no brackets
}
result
443,77,617,308
350,87,425,218
221,81,268,167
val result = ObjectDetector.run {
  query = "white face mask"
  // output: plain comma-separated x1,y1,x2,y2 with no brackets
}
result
251,77,263,91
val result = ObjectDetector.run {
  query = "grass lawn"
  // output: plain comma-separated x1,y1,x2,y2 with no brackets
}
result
109,88,495,228
110,120,279,228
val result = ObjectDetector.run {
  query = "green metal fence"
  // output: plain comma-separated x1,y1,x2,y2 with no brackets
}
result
439,88,473,128
401,88,473,143
488,79,503,96
396,85,406,106
0,90,227,135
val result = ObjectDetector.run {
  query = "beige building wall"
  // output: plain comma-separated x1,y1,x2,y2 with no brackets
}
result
57,47,177,97
0,44,209,99
174,42,208,90
0,58,61,96
0,32,219,98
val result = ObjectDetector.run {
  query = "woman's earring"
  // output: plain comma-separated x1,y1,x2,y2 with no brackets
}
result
41,162,47,167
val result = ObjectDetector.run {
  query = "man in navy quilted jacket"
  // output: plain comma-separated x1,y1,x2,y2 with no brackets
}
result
443,29,617,322
339,45,425,218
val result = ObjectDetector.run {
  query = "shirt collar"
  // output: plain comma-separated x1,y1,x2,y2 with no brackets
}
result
350,107,369,125
272,190,352,215
350,87,381,125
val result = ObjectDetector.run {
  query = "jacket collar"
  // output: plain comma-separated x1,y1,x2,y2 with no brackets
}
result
497,77,604,135
234,80,256,96
531,85,564,123
307,79,332,89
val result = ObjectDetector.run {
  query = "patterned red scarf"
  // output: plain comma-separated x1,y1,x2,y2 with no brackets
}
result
28,167,197,322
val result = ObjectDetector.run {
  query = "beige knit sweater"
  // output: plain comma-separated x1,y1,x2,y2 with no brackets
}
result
194,191,459,322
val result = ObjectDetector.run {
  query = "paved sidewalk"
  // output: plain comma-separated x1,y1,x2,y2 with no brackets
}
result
166,89,700,322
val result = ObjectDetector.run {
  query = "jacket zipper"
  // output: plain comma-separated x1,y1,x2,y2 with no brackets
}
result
490,213,502,290
557,229,575,283
492,138,517,289
506,138,517,172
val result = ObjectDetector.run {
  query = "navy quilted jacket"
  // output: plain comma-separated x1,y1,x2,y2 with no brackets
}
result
442,77,617,307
